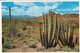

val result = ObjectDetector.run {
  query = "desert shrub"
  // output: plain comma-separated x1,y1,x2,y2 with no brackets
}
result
74,22,79,28
16,33,23,37
26,40,33,45
3,39,14,49
24,35,27,37
22,26,26,30
26,41,31,45
2,26,10,36
31,20,40,24
2,48,8,52
37,48,45,52
21,22,27,30
28,41,37,48
3,22,17,37
27,20,33,25
72,20,79,29
23,40,27,43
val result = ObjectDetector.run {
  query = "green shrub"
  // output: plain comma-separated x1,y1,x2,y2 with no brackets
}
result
2,48,8,52
3,39,13,49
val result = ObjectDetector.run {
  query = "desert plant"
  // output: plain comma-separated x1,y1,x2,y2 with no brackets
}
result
3,39,13,49
28,41,37,48
39,10,59,49
16,33,23,37
2,48,8,52
39,10,78,49
27,28,31,37
9,6,12,37
22,26,26,30
9,7,17,37
9,7,13,37
58,20,78,49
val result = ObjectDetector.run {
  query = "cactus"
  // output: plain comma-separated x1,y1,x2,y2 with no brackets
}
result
58,20,78,49
39,10,59,49
9,7,16,37
9,7,12,37
39,10,78,49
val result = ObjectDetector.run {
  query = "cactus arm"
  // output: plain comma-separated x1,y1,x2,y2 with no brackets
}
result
39,23,43,46
49,11,54,47
45,14,49,48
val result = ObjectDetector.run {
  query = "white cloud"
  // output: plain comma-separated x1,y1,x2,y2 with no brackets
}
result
72,7,79,11
25,2,61,17
13,2,62,16
2,2,79,16
56,8,73,12
2,6,26,16
55,11,58,14
2,2,63,16
55,6,79,13
25,6,52,17
43,2,62,9
2,9,8,12
2,9,9,15
25,5,57,17
25,6,42,16
43,2,62,6
14,2,35,7
2,6,8,9
11,6,26,15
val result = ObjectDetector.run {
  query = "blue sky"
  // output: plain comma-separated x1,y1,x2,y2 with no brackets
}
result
2,2,79,17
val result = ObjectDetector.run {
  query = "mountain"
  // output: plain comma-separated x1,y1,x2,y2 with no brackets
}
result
2,11,79,20
61,13,79,18
31,12,79,21
2,15,36,19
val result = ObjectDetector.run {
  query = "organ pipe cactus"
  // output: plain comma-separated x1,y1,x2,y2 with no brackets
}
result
39,10,78,49
39,10,59,49
58,20,78,49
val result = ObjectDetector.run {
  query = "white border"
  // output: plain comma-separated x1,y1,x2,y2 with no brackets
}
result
2,0,79,2
79,1,80,52
0,1,2,53
0,1,80,53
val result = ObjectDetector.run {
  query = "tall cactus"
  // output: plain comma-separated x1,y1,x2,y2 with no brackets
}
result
9,7,16,37
9,7,12,37
39,10,78,49
39,10,59,49
58,20,78,49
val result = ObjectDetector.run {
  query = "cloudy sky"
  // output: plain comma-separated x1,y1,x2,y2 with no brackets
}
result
2,2,79,17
